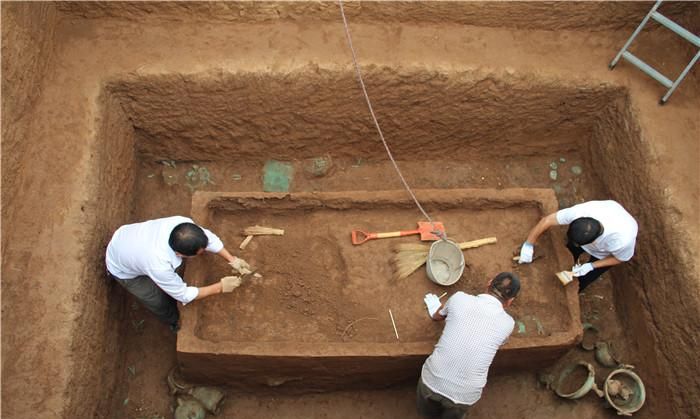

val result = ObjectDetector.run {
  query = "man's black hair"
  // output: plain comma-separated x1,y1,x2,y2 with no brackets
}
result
490,272,521,300
567,217,602,246
169,223,208,256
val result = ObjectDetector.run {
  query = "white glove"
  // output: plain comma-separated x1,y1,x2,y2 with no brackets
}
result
572,263,595,277
519,242,534,264
229,258,252,275
221,276,242,293
423,293,441,318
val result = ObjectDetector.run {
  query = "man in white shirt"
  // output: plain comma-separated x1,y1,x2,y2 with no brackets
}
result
106,216,250,332
418,272,519,419
518,200,638,292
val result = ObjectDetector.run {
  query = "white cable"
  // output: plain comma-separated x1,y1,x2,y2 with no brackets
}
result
338,0,444,238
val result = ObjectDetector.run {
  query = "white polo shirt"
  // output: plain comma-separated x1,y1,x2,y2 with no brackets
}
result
106,216,224,304
556,200,638,261
421,292,515,405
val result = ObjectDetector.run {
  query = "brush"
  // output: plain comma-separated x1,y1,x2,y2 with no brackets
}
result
555,271,574,286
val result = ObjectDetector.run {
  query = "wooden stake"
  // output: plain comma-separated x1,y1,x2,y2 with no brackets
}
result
389,309,399,340
243,225,284,236
239,235,254,250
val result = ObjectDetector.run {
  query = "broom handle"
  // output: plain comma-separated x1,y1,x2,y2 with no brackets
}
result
458,237,497,249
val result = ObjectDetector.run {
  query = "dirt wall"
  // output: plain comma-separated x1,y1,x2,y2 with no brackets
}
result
2,81,137,419
1,2,59,255
62,93,138,418
590,96,700,419
109,69,619,163
55,1,695,32
677,1,700,35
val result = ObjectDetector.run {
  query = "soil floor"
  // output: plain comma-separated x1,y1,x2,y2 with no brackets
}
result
193,195,569,343
3,4,699,419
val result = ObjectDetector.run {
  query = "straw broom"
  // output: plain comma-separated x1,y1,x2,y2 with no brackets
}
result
392,237,498,280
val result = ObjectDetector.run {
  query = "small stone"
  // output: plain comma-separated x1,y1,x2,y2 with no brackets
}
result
553,184,563,194
571,165,583,175
304,156,333,178
560,157,566,163
549,162,558,170
549,170,558,181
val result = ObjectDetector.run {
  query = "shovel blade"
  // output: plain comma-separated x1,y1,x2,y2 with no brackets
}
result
418,221,445,241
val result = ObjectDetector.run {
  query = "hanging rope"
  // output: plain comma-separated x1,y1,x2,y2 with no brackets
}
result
338,0,444,238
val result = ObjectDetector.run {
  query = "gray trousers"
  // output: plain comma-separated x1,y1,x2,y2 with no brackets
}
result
111,273,179,326
417,378,470,419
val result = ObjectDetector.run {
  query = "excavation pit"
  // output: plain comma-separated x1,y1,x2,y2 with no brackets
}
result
177,188,581,390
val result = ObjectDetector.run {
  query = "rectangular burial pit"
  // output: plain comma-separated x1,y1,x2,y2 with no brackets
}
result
178,188,580,390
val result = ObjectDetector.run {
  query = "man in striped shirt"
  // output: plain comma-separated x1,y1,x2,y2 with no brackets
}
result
418,272,520,419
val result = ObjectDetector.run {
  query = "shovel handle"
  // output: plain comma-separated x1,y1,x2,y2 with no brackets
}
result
351,230,372,245
377,230,419,238
351,229,421,245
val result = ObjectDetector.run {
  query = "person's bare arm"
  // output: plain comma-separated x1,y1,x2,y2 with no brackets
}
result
526,213,560,244
591,256,623,269
194,281,223,300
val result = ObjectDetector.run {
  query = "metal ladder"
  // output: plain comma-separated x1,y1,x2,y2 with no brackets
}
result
609,0,699,104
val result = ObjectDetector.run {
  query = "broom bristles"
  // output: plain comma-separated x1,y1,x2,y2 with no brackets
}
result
243,225,285,236
392,246,430,280
394,242,431,252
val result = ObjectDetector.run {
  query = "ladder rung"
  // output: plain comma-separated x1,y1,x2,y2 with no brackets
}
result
652,12,700,47
622,51,673,88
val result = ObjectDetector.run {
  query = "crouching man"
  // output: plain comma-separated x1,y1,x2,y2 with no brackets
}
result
418,272,520,419
518,200,638,292
106,216,250,333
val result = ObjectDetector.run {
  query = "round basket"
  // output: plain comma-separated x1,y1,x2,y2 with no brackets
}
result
426,239,465,286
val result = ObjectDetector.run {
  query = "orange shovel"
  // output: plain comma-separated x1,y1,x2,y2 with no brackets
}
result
351,221,445,245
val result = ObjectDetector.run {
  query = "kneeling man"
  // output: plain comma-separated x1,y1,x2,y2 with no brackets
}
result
418,272,520,419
